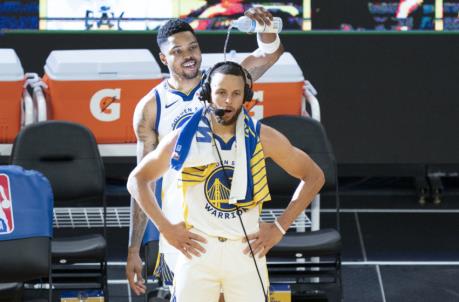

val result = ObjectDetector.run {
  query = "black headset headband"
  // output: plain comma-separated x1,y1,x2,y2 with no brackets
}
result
199,61,254,103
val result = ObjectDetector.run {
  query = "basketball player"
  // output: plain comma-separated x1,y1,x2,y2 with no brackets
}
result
127,61,324,302
127,7,285,296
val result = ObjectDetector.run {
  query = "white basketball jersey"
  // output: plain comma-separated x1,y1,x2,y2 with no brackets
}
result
180,135,261,239
154,79,203,140
153,79,203,252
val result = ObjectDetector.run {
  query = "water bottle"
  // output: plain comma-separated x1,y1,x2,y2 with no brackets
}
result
232,16,282,33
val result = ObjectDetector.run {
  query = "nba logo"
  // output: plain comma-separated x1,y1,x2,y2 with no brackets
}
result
0,174,14,234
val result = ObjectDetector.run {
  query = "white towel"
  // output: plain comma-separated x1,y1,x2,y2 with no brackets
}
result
181,111,248,204
228,111,247,204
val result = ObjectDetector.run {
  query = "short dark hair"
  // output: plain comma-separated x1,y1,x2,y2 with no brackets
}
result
209,62,249,86
157,19,196,48
198,61,253,103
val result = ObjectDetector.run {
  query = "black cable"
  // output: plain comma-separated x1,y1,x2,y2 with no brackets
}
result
234,206,269,302
204,108,268,302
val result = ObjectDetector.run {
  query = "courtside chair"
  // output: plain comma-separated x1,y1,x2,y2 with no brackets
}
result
0,165,53,302
10,121,108,299
261,115,342,302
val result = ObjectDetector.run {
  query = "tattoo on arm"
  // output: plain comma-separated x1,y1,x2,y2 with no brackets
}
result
129,101,158,249
129,197,149,249
242,43,284,82
246,65,269,83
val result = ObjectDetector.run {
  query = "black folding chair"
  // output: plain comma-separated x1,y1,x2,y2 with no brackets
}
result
10,121,108,298
261,115,342,302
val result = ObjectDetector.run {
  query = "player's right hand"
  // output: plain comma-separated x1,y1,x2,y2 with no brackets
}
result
126,248,146,295
244,6,273,27
162,222,207,259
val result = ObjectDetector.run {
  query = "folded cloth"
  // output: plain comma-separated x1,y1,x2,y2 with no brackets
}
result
171,107,271,206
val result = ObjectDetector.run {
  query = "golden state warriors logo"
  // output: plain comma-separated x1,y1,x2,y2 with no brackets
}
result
204,166,236,212
172,112,193,130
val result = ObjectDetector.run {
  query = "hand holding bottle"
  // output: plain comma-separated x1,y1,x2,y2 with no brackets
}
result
232,6,283,33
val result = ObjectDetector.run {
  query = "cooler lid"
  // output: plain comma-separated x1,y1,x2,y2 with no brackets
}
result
0,49,24,81
44,49,162,80
201,51,304,83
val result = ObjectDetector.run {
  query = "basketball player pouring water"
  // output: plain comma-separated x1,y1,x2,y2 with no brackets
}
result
127,61,324,302
127,7,285,298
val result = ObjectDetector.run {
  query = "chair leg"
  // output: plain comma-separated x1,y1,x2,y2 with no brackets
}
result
103,260,109,302
103,197,109,302
48,241,53,302
48,279,53,302
337,257,343,302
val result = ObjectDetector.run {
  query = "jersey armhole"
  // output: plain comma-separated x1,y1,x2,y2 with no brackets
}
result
154,89,161,131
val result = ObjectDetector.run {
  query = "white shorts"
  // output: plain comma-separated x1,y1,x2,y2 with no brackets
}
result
172,229,269,302
164,251,179,273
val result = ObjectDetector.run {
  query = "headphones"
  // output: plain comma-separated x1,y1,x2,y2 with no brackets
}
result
199,61,254,104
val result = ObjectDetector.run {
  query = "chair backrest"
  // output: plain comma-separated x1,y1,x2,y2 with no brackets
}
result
10,121,105,206
260,115,337,203
0,165,53,282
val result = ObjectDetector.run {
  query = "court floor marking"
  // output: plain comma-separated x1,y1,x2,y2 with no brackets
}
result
321,209,459,213
342,261,459,266
106,261,459,267
354,212,368,261
376,265,387,302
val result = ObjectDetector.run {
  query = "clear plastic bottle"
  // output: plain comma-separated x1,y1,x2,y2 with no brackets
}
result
231,16,283,33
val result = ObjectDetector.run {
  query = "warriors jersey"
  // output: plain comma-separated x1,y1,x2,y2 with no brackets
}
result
154,80,202,140
151,79,203,253
180,135,264,239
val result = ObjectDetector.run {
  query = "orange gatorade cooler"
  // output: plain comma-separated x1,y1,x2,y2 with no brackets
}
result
43,49,161,143
0,49,25,143
201,52,304,120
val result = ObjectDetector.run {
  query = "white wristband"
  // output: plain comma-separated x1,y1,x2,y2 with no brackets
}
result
274,219,286,235
257,33,280,54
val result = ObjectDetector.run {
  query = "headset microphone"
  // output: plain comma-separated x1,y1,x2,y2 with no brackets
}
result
214,108,226,117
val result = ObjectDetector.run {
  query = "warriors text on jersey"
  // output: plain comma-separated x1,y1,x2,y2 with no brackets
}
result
179,129,269,239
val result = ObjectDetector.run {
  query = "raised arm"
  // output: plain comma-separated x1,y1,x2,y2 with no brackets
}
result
244,124,325,257
126,90,158,295
240,7,285,81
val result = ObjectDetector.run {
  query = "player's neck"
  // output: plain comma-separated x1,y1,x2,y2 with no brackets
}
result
167,73,201,95
210,115,236,140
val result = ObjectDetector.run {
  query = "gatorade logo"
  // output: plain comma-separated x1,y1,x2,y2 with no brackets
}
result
90,88,121,122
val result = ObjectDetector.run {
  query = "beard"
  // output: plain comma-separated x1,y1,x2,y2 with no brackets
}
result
216,106,242,126
174,57,201,80
180,68,200,80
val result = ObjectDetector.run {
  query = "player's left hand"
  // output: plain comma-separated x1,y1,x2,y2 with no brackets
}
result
126,248,146,295
243,222,284,257
244,6,273,27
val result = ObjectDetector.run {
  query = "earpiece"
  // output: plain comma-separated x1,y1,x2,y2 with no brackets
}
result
199,61,253,104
